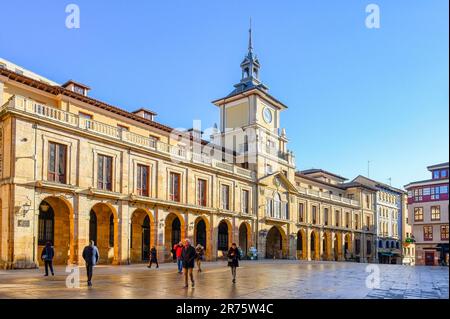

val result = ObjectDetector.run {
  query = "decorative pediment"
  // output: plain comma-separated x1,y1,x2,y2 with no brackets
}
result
258,172,299,194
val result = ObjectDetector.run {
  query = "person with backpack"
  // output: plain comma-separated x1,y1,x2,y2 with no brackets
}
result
82,240,100,287
41,241,55,276
195,244,204,272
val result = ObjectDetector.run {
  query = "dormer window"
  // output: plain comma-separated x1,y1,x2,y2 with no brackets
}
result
62,80,90,96
73,85,85,95
132,108,157,121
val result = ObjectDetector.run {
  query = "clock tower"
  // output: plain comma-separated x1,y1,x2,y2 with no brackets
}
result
211,24,295,179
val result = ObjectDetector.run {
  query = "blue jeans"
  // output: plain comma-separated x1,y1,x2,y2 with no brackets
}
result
177,258,183,272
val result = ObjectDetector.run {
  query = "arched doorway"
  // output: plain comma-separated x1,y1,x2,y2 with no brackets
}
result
310,231,319,260
323,232,332,260
194,216,211,260
344,233,352,260
90,203,118,264
37,197,73,265
238,222,251,258
296,230,306,260
164,213,185,260
266,226,286,259
334,232,342,261
130,209,154,263
196,219,207,248
217,220,230,256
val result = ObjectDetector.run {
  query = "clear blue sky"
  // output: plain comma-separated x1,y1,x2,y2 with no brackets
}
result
1,0,448,188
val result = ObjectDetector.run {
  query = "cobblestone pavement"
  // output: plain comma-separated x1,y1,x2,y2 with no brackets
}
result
0,260,448,299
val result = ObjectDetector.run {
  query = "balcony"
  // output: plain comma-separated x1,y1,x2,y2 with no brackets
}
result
296,186,360,207
2,95,255,180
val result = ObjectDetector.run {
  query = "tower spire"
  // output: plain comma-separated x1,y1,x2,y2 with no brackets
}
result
248,18,253,55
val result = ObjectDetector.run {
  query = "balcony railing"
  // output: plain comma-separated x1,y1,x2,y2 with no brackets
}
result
296,186,360,207
2,95,255,180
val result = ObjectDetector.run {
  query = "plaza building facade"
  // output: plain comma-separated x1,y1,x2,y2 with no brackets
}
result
1,36,377,269
405,162,449,266
353,175,411,264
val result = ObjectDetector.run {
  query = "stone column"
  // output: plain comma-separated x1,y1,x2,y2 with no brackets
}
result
319,229,324,260
306,228,311,261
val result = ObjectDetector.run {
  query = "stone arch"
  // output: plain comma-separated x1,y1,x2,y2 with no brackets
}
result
323,231,332,261
37,196,74,265
164,212,186,260
333,232,342,261
130,208,155,263
194,216,211,260
90,202,119,264
310,230,320,260
296,229,307,260
238,221,252,257
265,226,287,259
217,219,232,257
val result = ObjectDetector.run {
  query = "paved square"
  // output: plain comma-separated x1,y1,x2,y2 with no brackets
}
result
0,260,448,299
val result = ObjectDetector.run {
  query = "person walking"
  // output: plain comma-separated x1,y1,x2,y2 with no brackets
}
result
175,241,184,274
181,239,196,288
147,246,159,268
195,244,204,272
82,240,99,287
227,243,241,284
41,241,55,276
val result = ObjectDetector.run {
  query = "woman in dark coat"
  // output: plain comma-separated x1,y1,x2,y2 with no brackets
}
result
41,241,55,276
227,243,241,283
147,246,159,268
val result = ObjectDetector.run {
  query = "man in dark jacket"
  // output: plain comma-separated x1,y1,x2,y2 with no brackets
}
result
82,240,99,287
41,241,55,276
181,239,196,288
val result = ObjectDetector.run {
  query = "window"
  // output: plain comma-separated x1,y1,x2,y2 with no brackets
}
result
324,208,329,226
366,216,371,231
48,142,67,184
335,210,340,226
242,190,249,214
38,202,54,245
441,225,449,240
79,112,93,129
354,214,359,229
312,206,317,224
423,226,433,240
433,170,440,179
74,85,85,95
109,214,114,247
442,170,448,178
431,206,441,221
221,184,230,210
440,185,448,194
266,198,273,216
414,207,423,221
274,193,282,219
345,212,350,228
365,194,370,209
298,203,304,222
136,164,149,197
423,226,433,241
97,154,113,191
169,172,181,202
266,164,273,175
197,179,207,206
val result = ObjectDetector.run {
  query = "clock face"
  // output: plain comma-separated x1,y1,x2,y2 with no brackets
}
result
263,107,273,124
